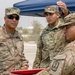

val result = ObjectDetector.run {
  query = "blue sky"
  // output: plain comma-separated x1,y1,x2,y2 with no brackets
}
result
0,0,47,28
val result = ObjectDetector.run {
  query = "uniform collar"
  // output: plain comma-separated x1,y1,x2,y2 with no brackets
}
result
46,19,64,31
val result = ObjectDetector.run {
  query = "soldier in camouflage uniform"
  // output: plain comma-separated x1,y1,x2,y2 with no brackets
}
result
0,7,29,75
33,3,69,68
35,13,75,75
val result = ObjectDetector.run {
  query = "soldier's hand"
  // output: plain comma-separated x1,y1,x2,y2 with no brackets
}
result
57,0,68,16
21,65,28,70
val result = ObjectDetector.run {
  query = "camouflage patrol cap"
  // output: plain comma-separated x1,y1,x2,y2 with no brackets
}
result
60,13,75,28
5,7,20,16
44,5,59,14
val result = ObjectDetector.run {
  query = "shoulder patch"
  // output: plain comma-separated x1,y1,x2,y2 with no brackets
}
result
51,60,59,71
50,54,66,75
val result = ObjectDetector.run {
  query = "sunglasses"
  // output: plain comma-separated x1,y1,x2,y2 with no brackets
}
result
7,15,19,20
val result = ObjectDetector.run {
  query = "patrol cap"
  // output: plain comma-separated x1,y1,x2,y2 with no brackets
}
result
44,5,59,14
5,7,20,16
59,13,75,28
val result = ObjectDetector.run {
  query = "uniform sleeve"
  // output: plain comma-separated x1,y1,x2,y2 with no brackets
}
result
33,36,43,68
61,10,71,18
49,50,75,75
19,40,29,67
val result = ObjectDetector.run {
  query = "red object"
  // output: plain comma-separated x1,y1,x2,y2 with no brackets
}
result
11,68,44,75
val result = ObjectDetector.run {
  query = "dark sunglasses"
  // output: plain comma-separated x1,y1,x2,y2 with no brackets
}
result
7,15,19,20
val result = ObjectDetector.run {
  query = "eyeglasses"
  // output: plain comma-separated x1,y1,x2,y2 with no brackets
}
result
7,15,19,20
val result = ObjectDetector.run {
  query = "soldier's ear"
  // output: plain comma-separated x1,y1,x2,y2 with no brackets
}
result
56,13,60,18
4,16,6,21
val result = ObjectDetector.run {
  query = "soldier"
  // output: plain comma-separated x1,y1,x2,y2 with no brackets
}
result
0,7,29,75
36,13,75,75
33,1,69,68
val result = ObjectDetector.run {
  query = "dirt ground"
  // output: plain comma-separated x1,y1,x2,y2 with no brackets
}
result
24,42,37,69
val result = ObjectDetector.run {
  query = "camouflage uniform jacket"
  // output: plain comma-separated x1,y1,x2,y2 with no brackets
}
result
36,40,75,75
33,20,67,68
0,26,29,74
